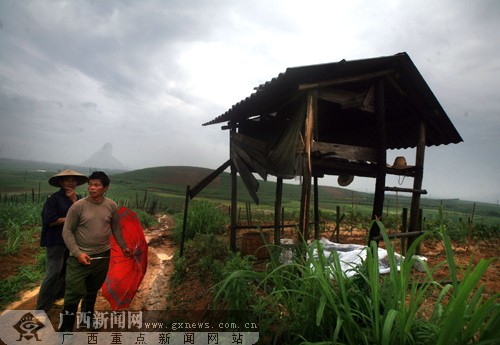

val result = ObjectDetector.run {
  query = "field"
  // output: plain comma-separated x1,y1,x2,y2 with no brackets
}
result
0,159,499,344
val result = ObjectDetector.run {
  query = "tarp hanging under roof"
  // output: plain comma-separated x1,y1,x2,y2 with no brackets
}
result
229,99,308,203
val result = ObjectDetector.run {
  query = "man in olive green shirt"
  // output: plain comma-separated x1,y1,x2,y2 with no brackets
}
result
60,171,131,331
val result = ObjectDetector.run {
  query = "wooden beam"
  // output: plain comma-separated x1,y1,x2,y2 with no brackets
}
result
312,159,378,178
318,85,374,113
189,159,231,199
307,141,378,162
384,186,427,194
298,69,396,91
372,231,424,241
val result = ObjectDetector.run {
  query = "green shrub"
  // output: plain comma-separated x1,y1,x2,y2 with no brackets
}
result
132,208,157,229
170,233,231,288
169,254,188,287
173,200,228,242
214,253,255,311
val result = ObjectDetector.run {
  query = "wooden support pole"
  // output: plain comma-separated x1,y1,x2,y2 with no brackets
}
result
299,161,312,242
180,185,190,257
299,91,317,243
407,121,426,250
274,177,283,246
314,176,320,240
401,207,408,255
281,207,285,236
465,203,476,251
370,78,387,243
329,205,345,243
230,128,238,252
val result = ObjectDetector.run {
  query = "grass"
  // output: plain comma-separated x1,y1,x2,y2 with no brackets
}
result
213,217,500,344
0,250,45,309
0,203,42,255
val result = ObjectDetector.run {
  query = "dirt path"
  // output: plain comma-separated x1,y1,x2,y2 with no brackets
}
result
5,214,176,312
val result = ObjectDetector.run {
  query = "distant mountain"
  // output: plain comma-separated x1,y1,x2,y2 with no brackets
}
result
79,143,126,170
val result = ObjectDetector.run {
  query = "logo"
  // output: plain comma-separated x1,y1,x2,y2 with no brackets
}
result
12,312,45,341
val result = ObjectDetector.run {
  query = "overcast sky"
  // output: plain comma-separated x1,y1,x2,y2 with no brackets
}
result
0,0,499,204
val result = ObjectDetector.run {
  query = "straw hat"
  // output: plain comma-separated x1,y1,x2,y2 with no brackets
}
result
338,175,354,187
391,156,414,169
48,169,88,187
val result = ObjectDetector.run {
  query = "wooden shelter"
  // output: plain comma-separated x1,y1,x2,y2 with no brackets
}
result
182,52,462,255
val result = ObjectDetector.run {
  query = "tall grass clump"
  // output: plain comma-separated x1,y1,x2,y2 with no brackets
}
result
0,202,42,226
214,217,499,344
1,203,42,255
173,199,228,242
429,207,500,345
132,208,158,229
0,249,45,309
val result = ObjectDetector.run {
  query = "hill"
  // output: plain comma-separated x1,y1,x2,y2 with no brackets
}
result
111,166,500,227
0,158,499,226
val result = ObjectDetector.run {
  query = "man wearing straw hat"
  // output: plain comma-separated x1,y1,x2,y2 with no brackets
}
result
36,169,88,312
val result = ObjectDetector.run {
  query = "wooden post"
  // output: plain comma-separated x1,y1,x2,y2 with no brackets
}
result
230,129,238,252
336,205,341,242
401,207,408,255
407,121,426,250
274,177,283,245
416,208,423,254
314,176,320,240
299,161,312,242
299,91,316,243
370,78,387,243
246,202,252,225
180,185,190,257
281,207,285,236
466,202,476,250
329,205,345,243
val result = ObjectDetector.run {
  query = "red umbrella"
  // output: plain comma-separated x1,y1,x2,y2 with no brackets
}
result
101,206,148,310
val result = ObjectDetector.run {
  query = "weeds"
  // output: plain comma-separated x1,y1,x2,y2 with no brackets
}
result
173,200,228,242
0,249,45,309
214,216,499,344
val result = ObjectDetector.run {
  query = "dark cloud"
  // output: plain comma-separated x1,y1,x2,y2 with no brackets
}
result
0,0,498,202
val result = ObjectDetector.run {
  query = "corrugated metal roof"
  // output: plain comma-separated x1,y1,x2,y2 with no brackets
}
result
203,52,463,149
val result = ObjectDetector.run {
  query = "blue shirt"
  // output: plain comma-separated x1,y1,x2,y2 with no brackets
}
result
40,188,80,247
